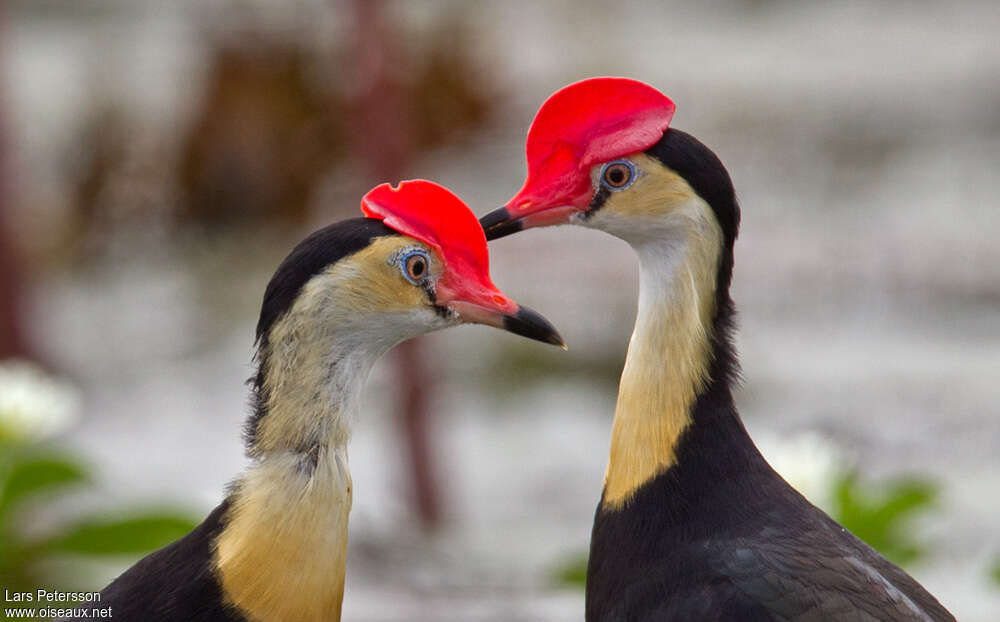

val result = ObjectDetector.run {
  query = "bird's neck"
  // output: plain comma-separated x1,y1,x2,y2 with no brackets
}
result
602,198,730,510
215,332,390,622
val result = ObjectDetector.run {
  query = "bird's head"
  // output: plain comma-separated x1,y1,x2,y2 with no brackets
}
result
248,180,562,454
481,77,738,249
256,180,564,357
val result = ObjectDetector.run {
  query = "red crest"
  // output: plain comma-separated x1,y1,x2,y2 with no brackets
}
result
508,77,675,213
362,180,514,312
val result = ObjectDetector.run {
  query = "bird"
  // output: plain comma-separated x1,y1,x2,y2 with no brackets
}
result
68,180,564,622
480,78,955,622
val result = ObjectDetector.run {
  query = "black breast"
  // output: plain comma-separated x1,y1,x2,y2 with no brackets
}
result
585,388,955,622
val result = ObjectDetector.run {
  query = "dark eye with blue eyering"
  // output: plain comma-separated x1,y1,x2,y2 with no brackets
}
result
400,250,429,283
600,160,635,190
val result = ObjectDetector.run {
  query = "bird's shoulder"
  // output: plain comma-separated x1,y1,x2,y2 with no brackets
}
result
64,500,246,622
691,504,955,622
595,487,954,622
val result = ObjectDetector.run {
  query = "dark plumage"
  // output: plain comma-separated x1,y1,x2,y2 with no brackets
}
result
62,184,564,621
246,217,396,448
61,219,396,622
478,76,954,620
72,502,245,622
255,217,396,342
585,129,954,622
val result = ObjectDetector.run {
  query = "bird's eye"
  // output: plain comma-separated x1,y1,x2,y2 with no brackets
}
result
600,161,635,190
400,250,429,283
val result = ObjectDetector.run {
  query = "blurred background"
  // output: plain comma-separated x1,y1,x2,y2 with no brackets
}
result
1,0,998,620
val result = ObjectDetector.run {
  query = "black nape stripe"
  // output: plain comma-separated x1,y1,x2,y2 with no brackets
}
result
246,217,397,450
645,128,741,302
255,218,398,344
645,128,740,251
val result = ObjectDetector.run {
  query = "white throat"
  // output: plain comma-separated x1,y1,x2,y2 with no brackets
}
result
254,333,389,456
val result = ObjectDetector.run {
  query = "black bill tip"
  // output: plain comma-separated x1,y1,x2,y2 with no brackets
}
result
502,305,566,348
480,207,522,241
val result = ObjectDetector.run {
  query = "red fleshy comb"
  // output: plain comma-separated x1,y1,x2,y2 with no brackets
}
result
508,77,675,213
361,180,514,312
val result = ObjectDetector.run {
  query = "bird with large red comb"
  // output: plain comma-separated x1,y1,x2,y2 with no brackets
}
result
70,180,562,622
482,78,955,621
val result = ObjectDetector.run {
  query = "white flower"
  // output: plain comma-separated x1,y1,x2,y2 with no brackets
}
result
0,359,81,442
755,430,848,512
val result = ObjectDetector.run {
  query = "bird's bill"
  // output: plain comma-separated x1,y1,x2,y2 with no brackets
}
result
431,253,564,347
437,281,564,348
448,300,564,348
480,200,584,241
480,175,593,240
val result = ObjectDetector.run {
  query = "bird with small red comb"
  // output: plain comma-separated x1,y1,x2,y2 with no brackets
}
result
65,181,563,622
482,78,955,622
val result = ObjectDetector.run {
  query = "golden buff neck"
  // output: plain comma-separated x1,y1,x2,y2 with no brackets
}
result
602,197,723,510
216,445,353,622
216,327,388,622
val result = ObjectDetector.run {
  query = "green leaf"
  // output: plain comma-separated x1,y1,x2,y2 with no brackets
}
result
832,470,938,567
0,456,88,514
41,513,198,556
990,557,1000,587
553,552,589,589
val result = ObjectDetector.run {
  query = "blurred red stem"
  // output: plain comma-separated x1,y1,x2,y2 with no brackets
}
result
0,4,31,361
350,0,442,529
